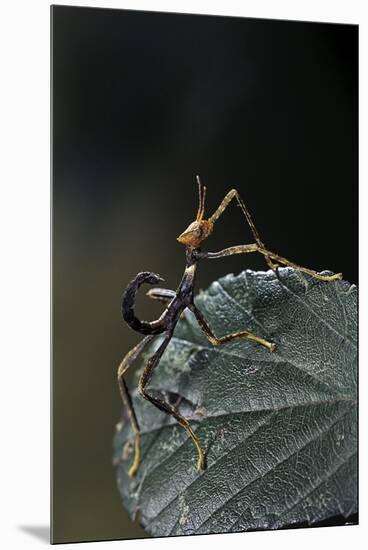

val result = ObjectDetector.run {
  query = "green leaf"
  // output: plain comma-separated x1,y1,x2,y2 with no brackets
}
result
113,267,357,536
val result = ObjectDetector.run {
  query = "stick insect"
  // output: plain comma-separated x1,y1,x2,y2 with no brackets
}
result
117,176,342,478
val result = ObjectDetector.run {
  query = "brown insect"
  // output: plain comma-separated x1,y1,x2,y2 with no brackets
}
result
117,176,342,478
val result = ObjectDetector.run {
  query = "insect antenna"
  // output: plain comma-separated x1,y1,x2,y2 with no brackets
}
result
196,175,207,222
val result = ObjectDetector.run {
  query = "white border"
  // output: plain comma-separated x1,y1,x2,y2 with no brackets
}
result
1,1,365,549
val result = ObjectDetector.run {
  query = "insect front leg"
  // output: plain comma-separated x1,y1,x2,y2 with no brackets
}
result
138,331,206,473
190,303,275,351
258,248,343,281
208,188,278,269
196,244,342,282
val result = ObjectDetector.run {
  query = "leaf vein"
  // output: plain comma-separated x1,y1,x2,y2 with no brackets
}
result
276,272,357,350
194,405,355,533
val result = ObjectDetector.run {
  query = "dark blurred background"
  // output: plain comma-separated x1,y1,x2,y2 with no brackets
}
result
51,5,358,544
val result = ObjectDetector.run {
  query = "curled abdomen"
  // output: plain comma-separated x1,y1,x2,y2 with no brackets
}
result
122,272,167,335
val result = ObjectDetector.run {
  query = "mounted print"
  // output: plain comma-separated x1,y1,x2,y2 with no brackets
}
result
51,4,358,544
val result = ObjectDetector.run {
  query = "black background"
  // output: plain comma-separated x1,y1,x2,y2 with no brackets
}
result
52,5,358,544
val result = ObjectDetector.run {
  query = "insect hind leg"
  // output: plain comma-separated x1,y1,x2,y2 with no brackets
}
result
116,334,155,477
138,332,206,472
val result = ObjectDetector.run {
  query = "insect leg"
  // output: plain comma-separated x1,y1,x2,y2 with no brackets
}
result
258,248,343,281
117,334,155,477
146,288,188,319
138,332,206,472
190,303,275,351
208,189,278,269
146,287,176,304
196,244,342,282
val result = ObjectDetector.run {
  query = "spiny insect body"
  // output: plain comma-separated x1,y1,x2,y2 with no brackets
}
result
117,176,342,478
